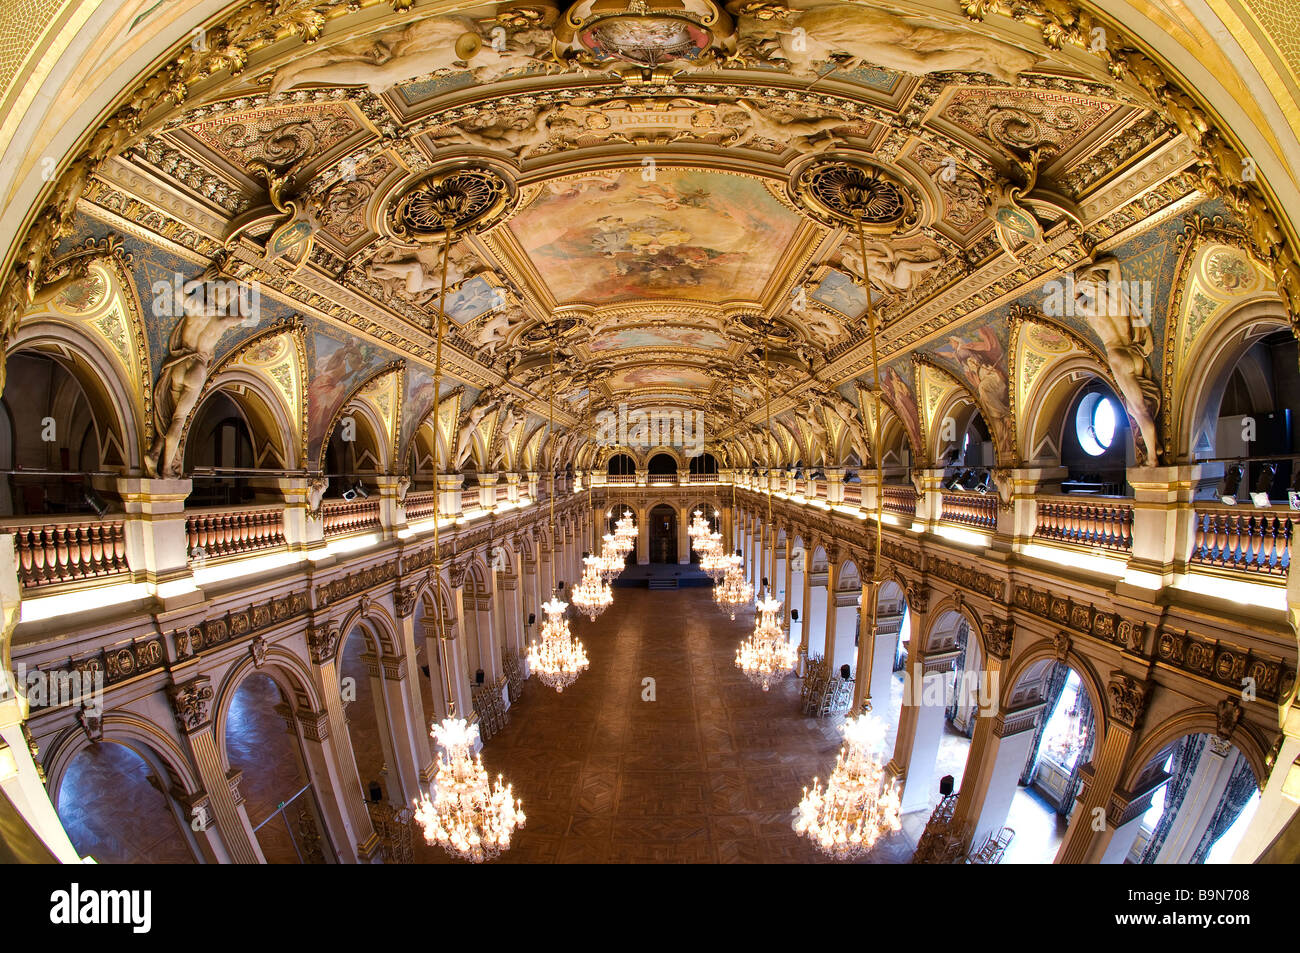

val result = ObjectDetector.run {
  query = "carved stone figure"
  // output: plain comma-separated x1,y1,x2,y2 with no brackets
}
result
497,399,524,452
268,17,547,95
454,106,566,158
146,268,255,479
737,5,1039,82
307,477,329,517
366,243,485,305
474,302,524,355
1072,256,1161,464
840,240,945,294
396,475,410,505
813,387,869,463
456,388,503,469
724,100,847,152
798,301,846,347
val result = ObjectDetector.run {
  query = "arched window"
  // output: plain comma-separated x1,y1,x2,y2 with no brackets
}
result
1062,382,1129,495
606,453,635,476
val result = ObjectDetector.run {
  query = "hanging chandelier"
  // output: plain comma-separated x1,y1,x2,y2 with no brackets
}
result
613,510,637,549
688,509,712,546
571,554,614,621
714,558,754,620
414,717,525,863
793,712,902,858
596,534,625,580
410,165,523,863
735,592,797,689
526,597,589,693
700,537,730,581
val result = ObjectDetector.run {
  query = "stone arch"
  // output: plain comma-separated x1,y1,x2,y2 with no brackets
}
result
335,599,399,658
1171,298,1291,462
920,596,987,658
998,643,1108,741
1019,353,1125,467
183,369,297,472
1120,707,1269,792
212,648,324,773
44,710,202,812
9,320,145,471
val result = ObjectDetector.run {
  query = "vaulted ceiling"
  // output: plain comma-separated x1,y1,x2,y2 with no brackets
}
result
53,0,1291,475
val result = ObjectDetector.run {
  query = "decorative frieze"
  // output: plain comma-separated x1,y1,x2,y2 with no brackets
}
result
1154,628,1294,703
25,636,167,711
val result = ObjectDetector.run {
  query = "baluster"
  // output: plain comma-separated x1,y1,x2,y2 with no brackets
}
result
1192,511,1207,561
47,526,65,583
1260,514,1279,574
17,529,34,586
72,525,89,578
1222,513,1239,569
89,523,104,575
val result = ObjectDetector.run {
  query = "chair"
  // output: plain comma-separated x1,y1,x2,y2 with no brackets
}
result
966,826,1015,864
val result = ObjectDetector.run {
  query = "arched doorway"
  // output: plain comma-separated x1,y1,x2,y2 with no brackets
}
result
647,503,677,564
225,673,334,863
55,742,196,863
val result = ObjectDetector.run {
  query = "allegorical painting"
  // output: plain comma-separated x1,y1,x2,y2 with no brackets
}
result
811,268,875,319
608,365,712,391
935,324,1012,419
877,365,923,460
432,276,504,325
508,170,801,302
307,329,389,460
587,326,730,352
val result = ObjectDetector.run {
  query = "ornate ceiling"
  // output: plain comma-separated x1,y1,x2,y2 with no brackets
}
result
25,0,1296,476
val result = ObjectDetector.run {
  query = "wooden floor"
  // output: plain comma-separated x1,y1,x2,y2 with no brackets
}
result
414,586,915,864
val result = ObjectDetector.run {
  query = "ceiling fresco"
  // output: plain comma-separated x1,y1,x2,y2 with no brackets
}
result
17,0,1291,481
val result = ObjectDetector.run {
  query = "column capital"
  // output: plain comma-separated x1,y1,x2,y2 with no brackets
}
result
1106,672,1151,729
307,623,341,664
168,675,214,734
985,618,1014,659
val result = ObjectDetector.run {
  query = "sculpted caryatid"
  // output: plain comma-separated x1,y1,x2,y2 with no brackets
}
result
840,240,944,294
268,18,546,94
738,5,1039,82
455,388,503,470
813,387,869,463
147,270,254,479
496,399,524,451
1073,256,1161,464
307,477,329,516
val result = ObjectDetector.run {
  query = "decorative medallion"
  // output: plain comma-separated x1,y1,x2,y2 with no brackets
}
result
387,165,517,243
789,158,918,233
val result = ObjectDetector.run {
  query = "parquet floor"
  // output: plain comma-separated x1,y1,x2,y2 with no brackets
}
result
414,586,915,864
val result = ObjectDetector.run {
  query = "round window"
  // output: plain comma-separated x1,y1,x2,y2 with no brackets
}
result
1076,393,1118,456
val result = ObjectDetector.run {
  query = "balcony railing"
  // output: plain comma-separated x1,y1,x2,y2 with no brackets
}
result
606,474,635,484
1190,505,1293,576
5,517,130,589
882,485,917,519
321,498,381,537
646,474,676,485
940,492,997,530
186,506,286,561
461,488,480,510
842,484,861,505
687,472,718,483
1034,497,1134,552
403,491,437,522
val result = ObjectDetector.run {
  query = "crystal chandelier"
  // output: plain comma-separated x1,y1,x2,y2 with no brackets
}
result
688,509,712,546
412,174,524,863
793,712,902,858
613,510,637,551
526,597,589,693
735,592,797,689
700,536,730,581
714,557,754,620
571,554,614,621
414,717,526,863
596,534,625,580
